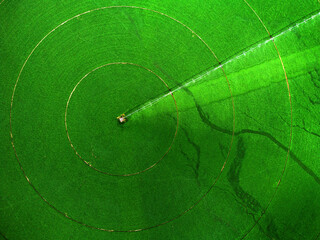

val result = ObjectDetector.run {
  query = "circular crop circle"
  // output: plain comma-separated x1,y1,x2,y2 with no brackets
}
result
65,62,179,176
10,6,235,232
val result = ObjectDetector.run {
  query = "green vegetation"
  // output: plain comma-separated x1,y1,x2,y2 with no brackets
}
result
0,1,319,239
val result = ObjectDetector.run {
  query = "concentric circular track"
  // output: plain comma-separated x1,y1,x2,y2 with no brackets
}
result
65,62,179,176
10,6,235,232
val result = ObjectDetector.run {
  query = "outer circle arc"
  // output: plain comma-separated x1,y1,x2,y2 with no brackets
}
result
9,6,235,232
239,0,293,239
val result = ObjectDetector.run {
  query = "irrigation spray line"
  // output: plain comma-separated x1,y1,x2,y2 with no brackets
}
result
124,10,320,118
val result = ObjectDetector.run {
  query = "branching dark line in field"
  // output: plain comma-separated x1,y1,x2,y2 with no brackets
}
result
226,137,280,240
179,148,200,186
0,232,8,240
163,59,319,198
166,69,313,238
195,102,320,185
179,126,201,185
165,111,201,185
219,139,277,240
308,69,320,89
294,125,320,139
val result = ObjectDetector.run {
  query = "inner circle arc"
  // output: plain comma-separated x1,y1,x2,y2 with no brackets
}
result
65,62,179,177
9,6,235,232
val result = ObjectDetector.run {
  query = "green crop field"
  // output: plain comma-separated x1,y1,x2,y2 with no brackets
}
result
1,1,320,239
